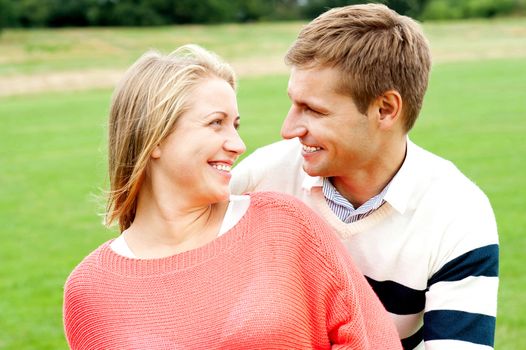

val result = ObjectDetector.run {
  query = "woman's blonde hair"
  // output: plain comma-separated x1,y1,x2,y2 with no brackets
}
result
105,44,236,231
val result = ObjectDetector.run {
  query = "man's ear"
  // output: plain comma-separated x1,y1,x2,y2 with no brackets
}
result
373,90,402,130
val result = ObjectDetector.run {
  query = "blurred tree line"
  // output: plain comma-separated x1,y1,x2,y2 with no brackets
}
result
0,0,525,29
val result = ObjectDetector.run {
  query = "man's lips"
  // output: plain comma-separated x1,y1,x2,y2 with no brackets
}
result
301,144,322,153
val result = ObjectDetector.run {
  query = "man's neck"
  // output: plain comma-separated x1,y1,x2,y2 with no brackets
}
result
331,139,407,208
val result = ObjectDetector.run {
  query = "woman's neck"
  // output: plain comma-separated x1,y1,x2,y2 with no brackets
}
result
123,188,229,259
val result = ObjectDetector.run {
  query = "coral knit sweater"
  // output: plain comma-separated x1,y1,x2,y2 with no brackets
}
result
64,192,402,350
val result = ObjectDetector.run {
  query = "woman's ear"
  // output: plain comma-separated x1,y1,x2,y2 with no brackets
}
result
375,90,403,130
151,145,161,159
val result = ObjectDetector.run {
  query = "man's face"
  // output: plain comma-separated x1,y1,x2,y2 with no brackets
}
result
281,65,378,178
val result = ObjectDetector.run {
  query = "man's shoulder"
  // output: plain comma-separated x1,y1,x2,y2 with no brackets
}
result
410,141,493,210
409,140,455,172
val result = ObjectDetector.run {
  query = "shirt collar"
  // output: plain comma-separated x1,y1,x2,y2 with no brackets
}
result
301,171,323,192
383,138,417,215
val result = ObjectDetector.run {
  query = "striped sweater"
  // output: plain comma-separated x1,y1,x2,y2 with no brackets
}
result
231,139,499,350
63,192,402,350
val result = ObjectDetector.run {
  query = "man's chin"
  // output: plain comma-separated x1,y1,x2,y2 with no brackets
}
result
302,163,324,178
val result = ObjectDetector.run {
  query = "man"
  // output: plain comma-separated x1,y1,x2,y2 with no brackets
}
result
231,4,498,350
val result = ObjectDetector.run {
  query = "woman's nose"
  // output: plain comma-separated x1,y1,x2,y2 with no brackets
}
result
225,129,246,155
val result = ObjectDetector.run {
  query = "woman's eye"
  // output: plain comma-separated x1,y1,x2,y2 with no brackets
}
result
210,119,223,126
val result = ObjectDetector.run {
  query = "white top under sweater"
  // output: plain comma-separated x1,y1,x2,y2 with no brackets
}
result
231,138,499,350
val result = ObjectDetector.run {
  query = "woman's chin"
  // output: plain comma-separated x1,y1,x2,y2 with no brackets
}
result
203,188,230,205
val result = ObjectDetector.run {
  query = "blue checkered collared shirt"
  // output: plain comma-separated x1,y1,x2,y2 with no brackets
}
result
322,177,389,223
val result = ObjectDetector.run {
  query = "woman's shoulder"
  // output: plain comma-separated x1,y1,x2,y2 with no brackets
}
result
245,191,333,243
247,191,311,213
247,191,330,228
64,240,112,289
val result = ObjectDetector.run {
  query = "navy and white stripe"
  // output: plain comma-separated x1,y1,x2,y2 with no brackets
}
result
322,177,389,223
366,244,499,350
422,244,499,349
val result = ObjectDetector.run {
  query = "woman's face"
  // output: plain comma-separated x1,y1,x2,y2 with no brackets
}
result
149,77,246,206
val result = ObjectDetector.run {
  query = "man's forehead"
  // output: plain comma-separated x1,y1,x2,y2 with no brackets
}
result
288,66,344,100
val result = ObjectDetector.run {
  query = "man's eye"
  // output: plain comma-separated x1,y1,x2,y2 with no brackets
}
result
210,119,223,126
306,107,321,115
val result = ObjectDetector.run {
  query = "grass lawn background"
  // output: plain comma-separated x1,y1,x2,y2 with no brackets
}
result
0,19,525,349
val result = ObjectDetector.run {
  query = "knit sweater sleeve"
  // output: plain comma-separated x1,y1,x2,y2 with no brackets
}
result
423,185,499,350
269,192,402,350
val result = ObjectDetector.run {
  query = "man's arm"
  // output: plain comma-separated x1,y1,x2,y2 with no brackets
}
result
231,151,258,195
231,138,306,196
423,192,499,350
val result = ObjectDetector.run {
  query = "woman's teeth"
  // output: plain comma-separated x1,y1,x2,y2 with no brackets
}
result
211,164,232,172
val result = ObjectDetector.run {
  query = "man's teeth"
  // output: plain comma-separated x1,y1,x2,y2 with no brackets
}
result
211,164,232,171
302,145,321,153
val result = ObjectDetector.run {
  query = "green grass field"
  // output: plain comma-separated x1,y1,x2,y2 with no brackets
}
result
1,19,525,349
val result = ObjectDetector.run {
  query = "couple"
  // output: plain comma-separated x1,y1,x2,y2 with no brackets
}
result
63,4,498,350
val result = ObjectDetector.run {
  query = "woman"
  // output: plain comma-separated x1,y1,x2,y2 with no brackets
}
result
63,44,402,349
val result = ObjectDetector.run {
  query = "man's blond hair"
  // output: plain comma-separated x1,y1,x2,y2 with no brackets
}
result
106,44,235,231
286,3,431,131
